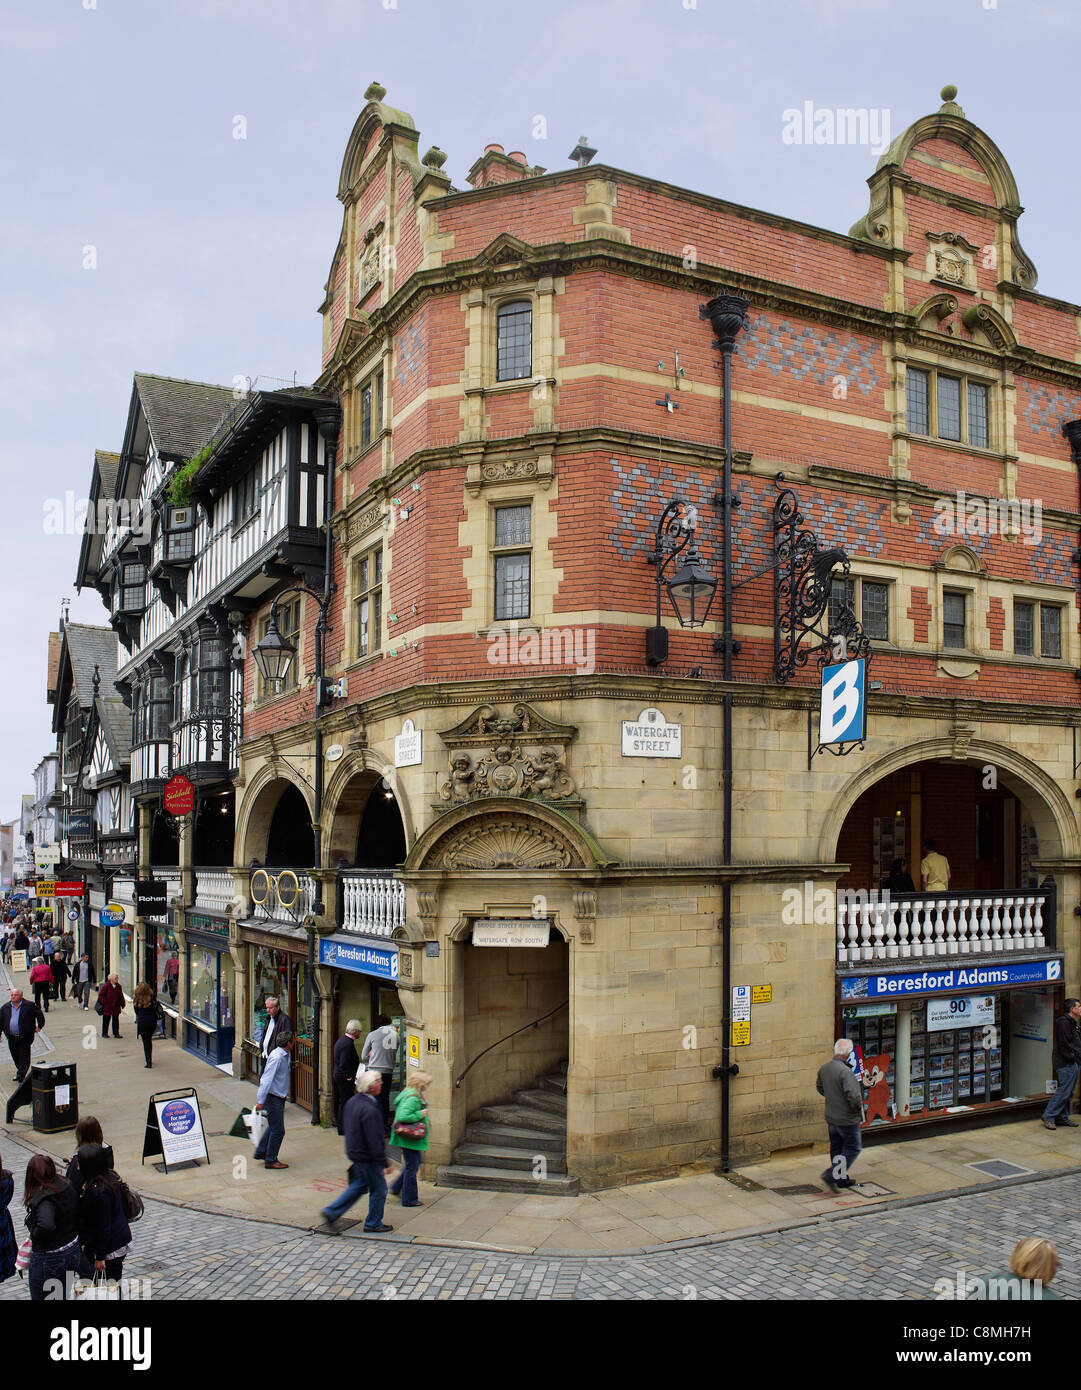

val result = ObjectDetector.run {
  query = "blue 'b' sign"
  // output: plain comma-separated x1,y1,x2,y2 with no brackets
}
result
819,659,866,745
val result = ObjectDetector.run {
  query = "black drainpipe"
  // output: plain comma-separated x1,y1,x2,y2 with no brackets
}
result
702,292,749,1172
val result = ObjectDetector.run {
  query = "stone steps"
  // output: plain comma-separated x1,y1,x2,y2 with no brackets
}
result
436,1164,580,1196
514,1087,567,1115
439,1058,576,1195
454,1143,568,1174
474,1102,565,1134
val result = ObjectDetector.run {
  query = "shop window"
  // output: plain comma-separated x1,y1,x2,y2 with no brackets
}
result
906,366,992,448
829,576,890,642
496,301,532,382
156,929,180,1004
355,546,383,659
942,591,967,649
492,503,531,621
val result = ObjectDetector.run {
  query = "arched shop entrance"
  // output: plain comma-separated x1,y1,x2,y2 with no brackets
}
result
323,768,410,1108
828,747,1076,1136
236,776,318,1105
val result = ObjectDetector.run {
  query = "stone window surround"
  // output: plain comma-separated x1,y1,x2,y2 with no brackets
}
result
902,356,995,450
1009,586,1072,666
489,494,533,625
461,276,560,437
352,541,385,665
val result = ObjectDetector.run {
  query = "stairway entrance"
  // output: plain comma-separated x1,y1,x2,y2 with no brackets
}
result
439,933,573,1194
437,1060,578,1194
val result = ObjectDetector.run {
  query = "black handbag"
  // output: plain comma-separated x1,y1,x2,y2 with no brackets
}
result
94,1000,104,1016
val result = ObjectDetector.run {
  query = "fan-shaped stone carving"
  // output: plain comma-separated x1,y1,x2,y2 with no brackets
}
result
435,815,580,869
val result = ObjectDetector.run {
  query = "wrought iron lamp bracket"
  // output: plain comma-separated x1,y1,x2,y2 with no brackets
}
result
772,472,873,685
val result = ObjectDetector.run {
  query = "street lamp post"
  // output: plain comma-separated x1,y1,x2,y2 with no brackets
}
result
645,500,718,666
251,402,340,1126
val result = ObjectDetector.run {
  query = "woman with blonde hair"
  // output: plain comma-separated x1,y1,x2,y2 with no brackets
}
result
389,1070,431,1207
133,982,157,1069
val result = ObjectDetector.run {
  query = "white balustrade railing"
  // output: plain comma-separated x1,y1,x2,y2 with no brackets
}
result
836,891,1049,964
341,874,406,938
195,870,237,916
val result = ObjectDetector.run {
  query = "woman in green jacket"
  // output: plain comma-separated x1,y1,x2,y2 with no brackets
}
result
389,1071,431,1207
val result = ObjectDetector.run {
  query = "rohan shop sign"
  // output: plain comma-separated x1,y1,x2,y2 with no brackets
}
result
841,958,1062,1001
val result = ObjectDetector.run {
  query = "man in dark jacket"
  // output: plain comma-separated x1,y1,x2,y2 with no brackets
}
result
71,954,96,1009
816,1038,864,1189
1042,998,1081,1130
318,1071,397,1234
332,1020,362,1135
0,988,46,1082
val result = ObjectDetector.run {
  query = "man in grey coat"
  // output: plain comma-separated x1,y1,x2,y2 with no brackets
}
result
816,1038,864,1190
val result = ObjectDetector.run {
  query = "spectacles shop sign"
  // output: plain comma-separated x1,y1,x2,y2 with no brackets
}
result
622,707,682,759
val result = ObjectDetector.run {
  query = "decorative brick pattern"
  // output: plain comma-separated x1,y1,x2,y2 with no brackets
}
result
738,312,879,396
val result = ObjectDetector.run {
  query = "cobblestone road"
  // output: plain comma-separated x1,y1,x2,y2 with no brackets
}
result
3,1130,1079,1299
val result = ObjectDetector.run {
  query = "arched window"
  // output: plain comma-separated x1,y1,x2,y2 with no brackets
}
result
496,300,532,382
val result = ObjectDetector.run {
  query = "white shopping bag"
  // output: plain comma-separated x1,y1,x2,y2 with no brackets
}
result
243,1107,267,1148
72,1272,121,1301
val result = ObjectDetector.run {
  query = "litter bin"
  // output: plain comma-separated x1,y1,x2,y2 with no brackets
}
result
31,1061,78,1134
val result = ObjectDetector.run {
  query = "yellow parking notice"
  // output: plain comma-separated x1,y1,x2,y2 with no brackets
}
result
752,985,772,1004
407,1033,421,1068
732,1021,751,1046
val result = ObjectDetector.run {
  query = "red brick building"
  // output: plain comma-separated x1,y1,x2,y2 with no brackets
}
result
217,81,1081,1182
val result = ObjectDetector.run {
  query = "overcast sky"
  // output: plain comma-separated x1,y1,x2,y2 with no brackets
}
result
1,0,1077,823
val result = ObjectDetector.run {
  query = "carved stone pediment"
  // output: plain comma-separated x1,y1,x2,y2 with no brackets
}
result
436,703,579,811
433,812,581,870
439,702,575,747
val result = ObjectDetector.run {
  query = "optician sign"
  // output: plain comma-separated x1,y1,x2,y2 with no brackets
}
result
841,958,1062,1001
319,935,399,981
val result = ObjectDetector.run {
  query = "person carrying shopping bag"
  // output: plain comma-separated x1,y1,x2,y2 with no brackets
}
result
76,1144,132,1287
23,1155,91,1301
389,1070,431,1207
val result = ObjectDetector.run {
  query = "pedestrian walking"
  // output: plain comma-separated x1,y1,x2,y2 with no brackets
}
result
61,929,75,965
361,1014,400,1134
253,1031,293,1170
0,1151,16,1284
920,837,951,892
1042,997,1081,1130
27,931,42,962
50,952,70,1004
0,988,46,1083
133,982,157,1069
12,926,29,954
72,953,96,1009
23,1155,91,1301
66,1117,115,1197
41,932,55,964
319,1071,398,1234
29,958,53,1014
97,974,125,1038
258,996,291,1070
389,1070,431,1207
76,1143,132,1286
816,1038,864,1190
332,1019,362,1135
